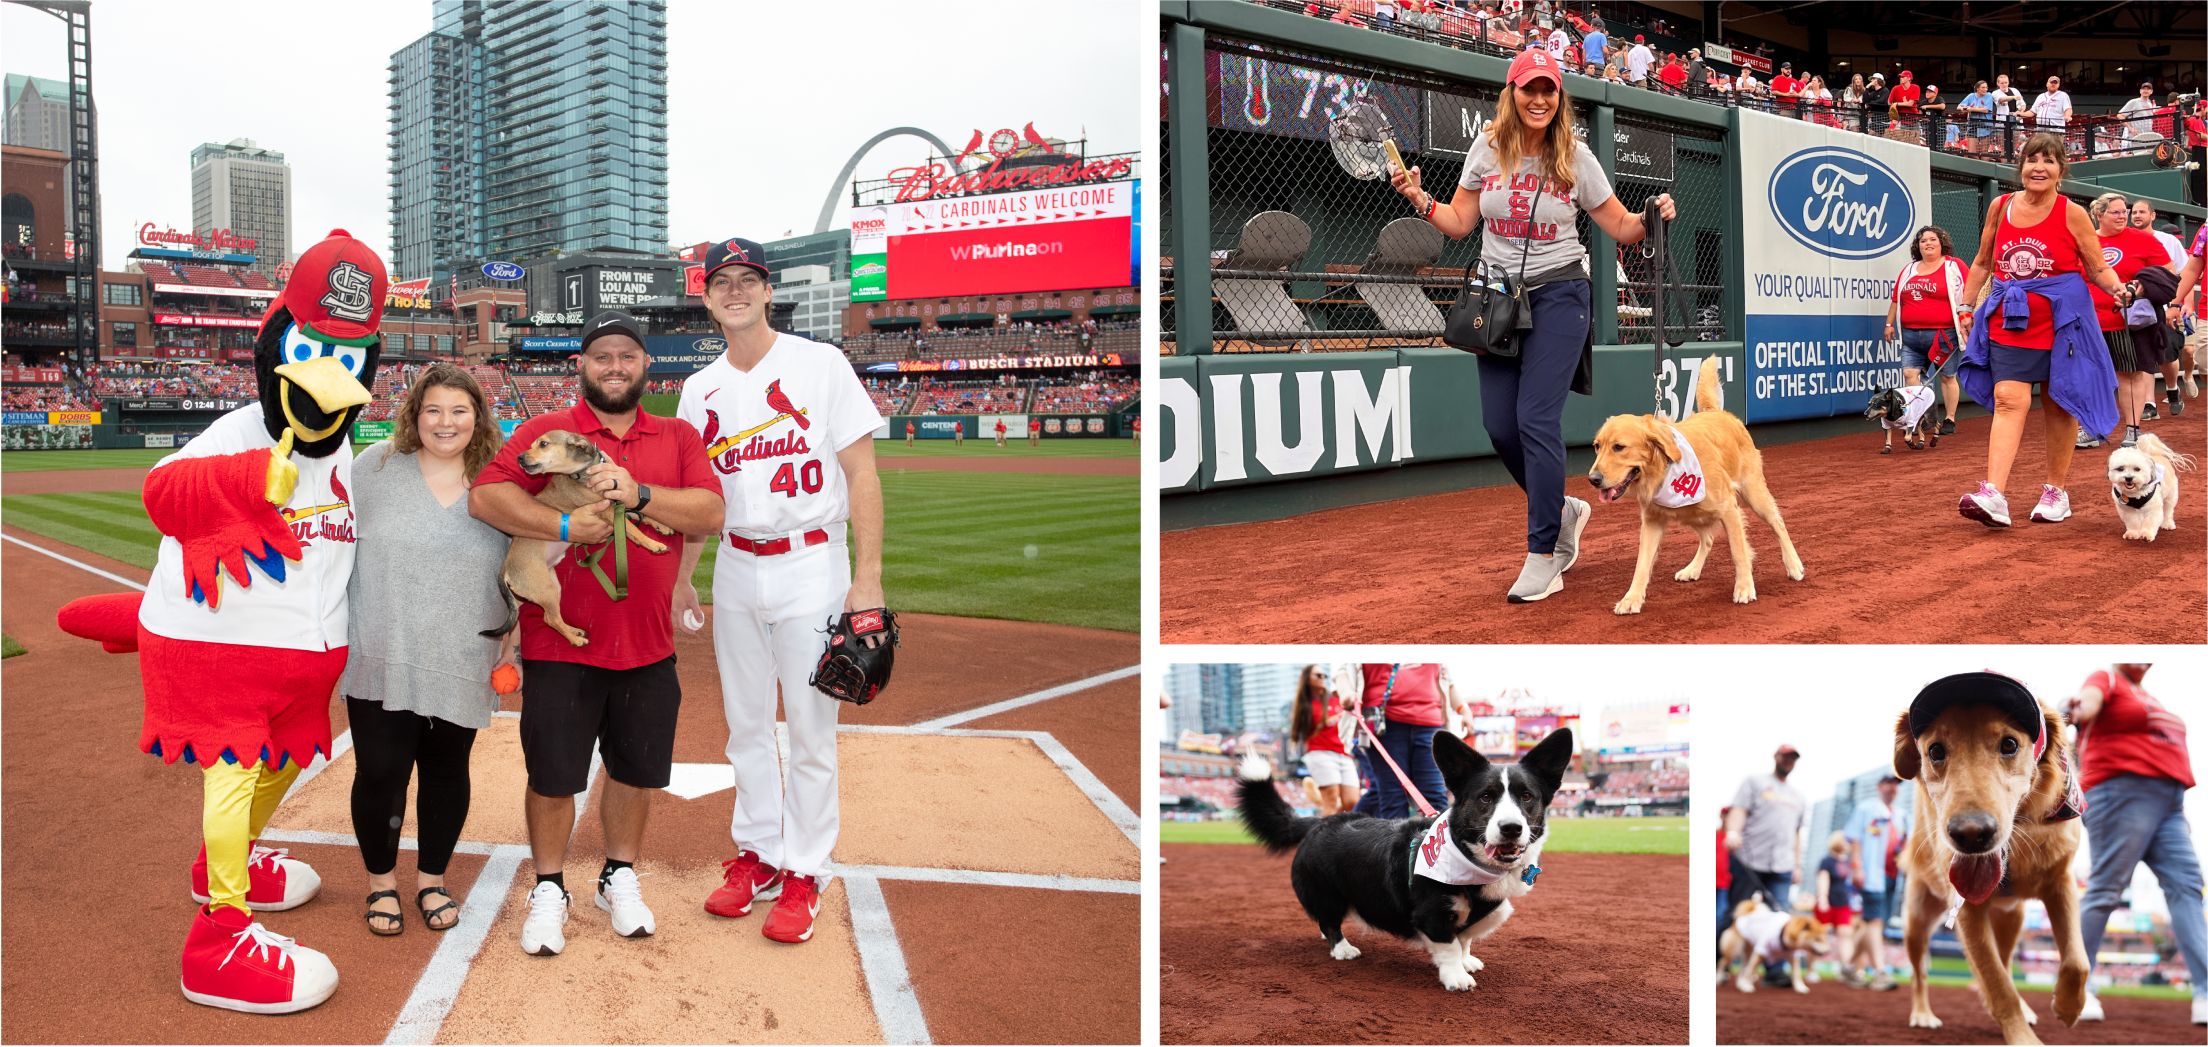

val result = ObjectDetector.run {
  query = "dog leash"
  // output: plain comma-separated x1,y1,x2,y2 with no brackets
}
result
1642,198,1692,416
1351,664,1440,820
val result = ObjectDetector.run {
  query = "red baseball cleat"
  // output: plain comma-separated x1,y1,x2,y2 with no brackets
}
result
705,849,783,918
191,842,322,911
762,873,823,944
179,904,338,1014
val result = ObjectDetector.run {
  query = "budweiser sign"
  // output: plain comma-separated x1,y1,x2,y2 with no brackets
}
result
138,223,259,252
889,123,1131,202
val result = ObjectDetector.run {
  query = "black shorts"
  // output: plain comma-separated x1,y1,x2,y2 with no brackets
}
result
519,656,681,796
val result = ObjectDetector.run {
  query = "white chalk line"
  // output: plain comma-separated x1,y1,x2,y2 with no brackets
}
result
843,874,933,1045
831,863,1138,894
908,664,1139,730
1,530,147,591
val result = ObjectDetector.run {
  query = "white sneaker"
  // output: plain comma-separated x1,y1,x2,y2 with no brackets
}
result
2184,373,2199,400
2191,995,2205,1025
1959,482,2011,527
2077,991,2103,1021
520,881,569,956
595,867,655,938
2028,484,2072,523
1554,496,1591,573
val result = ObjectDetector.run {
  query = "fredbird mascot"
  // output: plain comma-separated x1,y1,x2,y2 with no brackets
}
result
56,229,386,1013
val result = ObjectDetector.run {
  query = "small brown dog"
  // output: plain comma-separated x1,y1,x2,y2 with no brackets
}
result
481,430,672,647
1587,357,1805,615
1895,672,2088,1045
1717,896,1832,994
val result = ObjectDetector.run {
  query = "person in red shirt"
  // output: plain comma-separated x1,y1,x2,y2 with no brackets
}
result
1028,416,1042,445
2082,193,2171,448
1885,225,1970,443
1715,805,1734,936
470,313,725,954
1768,61,1801,117
1288,665,1361,815
993,417,1008,447
1656,53,1688,91
903,419,915,446
1888,69,1923,140
2065,663,2206,1025
1353,663,1452,817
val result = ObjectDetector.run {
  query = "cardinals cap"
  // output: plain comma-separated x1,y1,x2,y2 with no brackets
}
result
578,310,645,354
702,237,772,285
1507,47,1563,89
275,229,388,346
1906,671,2047,754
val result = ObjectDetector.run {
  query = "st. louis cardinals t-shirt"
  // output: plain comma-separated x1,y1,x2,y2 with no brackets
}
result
2078,670,2194,791
1457,134,1613,277
676,332,886,538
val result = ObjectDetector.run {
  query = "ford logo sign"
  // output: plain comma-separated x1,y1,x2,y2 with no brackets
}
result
481,260,525,281
1766,147,1915,260
692,337,727,354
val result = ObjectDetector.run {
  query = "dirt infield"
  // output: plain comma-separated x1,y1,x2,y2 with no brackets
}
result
1159,843,1688,1044
1,527,1137,1045
1,466,157,494
1716,980,2202,1044
1162,407,2207,643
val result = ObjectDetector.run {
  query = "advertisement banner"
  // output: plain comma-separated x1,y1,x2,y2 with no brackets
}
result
143,433,176,448
2,366,65,383
2,425,92,450
517,336,583,353
856,182,1133,301
152,283,277,301
352,420,394,443
1739,109,1928,421
882,415,980,441
1469,715,1517,758
153,313,262,329
3,411,49,425
644,334,726,374
48,410,101,425
891,352,1126,373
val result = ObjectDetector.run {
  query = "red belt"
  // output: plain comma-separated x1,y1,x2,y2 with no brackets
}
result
726,528,830,556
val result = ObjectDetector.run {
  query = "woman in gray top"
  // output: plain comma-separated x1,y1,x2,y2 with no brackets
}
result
342,363,512,934
1390,46,1677,604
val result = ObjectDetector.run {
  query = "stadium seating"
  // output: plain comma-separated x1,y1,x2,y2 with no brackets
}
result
1031,371,1138,413
910,378,1026,415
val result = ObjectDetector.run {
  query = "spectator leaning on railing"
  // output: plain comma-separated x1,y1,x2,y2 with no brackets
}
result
1959,81,1997,155
2030,75,2072,132
2117,82,2161,154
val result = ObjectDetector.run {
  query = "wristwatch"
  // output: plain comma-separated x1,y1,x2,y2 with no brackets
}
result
632,482,653,513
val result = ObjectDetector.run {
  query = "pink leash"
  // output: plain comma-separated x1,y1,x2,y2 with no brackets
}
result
1352,714,1439,820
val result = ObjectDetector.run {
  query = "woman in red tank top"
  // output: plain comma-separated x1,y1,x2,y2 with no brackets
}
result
1957,132,2132,527
1288,665,1360,815
2083,193,2172,448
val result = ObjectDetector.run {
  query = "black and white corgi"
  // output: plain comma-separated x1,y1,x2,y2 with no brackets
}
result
1236,728,1573,992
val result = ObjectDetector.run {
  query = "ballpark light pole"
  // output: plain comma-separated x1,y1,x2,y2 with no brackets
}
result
5,0,99,378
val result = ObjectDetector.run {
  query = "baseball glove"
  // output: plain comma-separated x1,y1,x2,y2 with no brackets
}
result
810,607,898,705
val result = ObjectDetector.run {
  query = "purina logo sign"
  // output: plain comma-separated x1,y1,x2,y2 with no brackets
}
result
1766,147,1914,260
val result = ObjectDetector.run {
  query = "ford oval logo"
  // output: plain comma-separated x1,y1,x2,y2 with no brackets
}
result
692,337,727,354
1766,147,1915,260
481,260,525,281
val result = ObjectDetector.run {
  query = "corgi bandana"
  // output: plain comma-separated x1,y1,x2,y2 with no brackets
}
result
1412,814,1505,886
1653,425,1707,508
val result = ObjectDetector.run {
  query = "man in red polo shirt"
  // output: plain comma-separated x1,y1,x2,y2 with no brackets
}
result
2066,663,2207,1026
471,310,724,957
1889,69,1923,139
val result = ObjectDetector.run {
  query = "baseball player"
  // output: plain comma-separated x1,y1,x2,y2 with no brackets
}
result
675,237,887,944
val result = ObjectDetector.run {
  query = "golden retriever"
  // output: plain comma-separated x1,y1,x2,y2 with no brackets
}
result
1894,680,2087,1045
1717,896,1832,995
1586,356,1805,615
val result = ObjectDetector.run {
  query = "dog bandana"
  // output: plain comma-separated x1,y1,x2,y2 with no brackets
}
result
1880,386,1937,431
1410,814,1505,887
2114,463,2165,510
1652,425,1707,508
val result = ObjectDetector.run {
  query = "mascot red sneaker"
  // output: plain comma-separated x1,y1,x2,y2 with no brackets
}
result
55,229,386,1014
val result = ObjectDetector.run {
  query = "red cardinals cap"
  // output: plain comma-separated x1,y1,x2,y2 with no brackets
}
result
702,237,771,285
274,229,388,346
1633,34,1645,42
1507,47,1563,89
1899,69,1913,79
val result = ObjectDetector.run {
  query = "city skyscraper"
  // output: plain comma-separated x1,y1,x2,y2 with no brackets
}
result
389,0,670,296
189,139,291,279
3,74,72,153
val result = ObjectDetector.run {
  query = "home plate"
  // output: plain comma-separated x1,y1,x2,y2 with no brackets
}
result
663,762,734,800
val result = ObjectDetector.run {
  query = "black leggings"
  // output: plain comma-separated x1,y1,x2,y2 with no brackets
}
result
347,696,478,877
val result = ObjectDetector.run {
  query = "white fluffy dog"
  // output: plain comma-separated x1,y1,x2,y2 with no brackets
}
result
2107,433,2196,541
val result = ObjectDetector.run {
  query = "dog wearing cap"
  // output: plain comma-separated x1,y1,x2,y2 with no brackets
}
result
1893,671,2087,1044
50,229,387,1014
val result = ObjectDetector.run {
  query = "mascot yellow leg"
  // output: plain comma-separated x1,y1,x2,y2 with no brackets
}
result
199,761,261,912
180,756,337,1014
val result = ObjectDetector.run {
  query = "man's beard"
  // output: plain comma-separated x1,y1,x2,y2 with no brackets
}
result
583,372,643,413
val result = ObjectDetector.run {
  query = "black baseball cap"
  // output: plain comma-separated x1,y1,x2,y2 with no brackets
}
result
702,237,771,285
1907,671,2045,748
578,310,645,353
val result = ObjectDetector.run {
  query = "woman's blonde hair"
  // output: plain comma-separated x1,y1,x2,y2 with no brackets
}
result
2088,191,2129,225
1487,80,1579,198
386,362,502,478
1828,831,1850,856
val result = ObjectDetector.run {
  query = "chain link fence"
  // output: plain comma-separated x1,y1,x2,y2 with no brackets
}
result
1929,170,1986,267
1609,112,1731,344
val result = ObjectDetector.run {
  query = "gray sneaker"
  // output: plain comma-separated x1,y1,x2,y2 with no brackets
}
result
2121,425,2141,449
1505,552,1566,604
1554,497,1591,573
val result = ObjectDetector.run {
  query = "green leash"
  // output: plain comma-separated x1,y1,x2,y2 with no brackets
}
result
578,509,630,601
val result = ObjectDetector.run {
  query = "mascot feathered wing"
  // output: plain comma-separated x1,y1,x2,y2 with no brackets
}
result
56,229,385,1014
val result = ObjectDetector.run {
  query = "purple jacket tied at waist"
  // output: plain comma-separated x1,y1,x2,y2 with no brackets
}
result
1958,274,2118,439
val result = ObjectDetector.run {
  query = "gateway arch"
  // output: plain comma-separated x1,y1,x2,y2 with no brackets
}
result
813,126,970,234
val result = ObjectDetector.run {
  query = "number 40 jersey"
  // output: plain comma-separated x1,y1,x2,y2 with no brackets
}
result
676,332,887,538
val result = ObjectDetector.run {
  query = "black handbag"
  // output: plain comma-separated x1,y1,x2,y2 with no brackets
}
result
1444,182,1544,358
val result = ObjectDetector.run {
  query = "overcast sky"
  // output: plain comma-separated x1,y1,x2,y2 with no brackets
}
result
2,0,1145,274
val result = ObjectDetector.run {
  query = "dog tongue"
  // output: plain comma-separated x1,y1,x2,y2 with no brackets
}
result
1949,854,2004,904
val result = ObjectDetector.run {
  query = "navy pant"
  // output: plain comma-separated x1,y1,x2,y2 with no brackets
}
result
1350,746,1380,815
1368,722,1450,818
1477,278,1592,555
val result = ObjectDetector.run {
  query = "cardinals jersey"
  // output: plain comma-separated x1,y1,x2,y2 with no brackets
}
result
677,332,886,537
139,405,356,650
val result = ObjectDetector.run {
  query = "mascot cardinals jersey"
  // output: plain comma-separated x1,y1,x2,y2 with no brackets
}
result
676,333,885,536
139,405,356,650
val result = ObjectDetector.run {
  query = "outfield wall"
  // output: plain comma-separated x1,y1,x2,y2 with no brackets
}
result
878,413,1130,439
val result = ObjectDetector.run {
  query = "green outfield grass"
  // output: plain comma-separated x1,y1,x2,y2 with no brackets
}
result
1161,815,1688,855
2,448,173,472
1913,958,2192,1001
872,439,1136,459
0,466,1136,633
2,634,24,659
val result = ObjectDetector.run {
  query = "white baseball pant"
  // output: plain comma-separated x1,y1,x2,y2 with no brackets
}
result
711,538,849,878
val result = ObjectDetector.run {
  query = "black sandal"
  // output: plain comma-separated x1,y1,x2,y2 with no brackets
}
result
417,886,460,931
365,889,403,936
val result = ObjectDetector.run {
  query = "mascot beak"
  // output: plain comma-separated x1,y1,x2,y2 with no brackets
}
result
274,356,372,414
